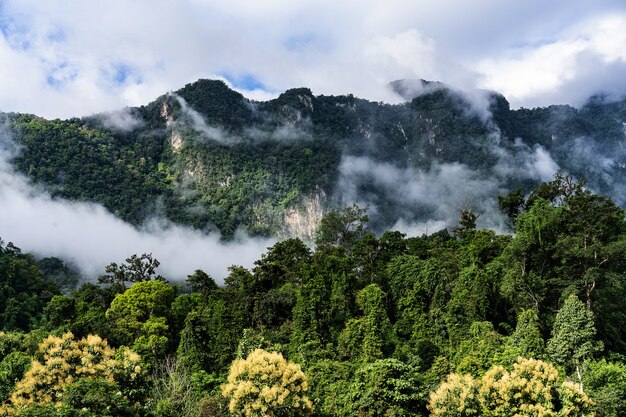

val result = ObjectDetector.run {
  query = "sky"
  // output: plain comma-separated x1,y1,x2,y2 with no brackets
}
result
1,0,626,118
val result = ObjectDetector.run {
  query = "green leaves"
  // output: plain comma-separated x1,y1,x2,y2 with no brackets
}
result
105,280,175,351
548,294,603,391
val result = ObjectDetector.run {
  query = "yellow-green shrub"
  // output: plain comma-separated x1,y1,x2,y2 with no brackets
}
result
221,348,313,417
0,332,142,415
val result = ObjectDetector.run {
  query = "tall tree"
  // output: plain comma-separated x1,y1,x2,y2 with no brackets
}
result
548,294,603,392
315,204,368,251
221,349,313,417
98,253,164,290
338,284,393,362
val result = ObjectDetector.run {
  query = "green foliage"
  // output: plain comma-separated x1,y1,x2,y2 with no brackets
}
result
338,284,392,362
9,114,167,225
252,238,311,289
98,253,164,289
150,357,205,417
0,332,26,362
499,309,545,364
1,171,626,415
315,204,369,250
62,378,136,417
186,270,218,296
0,241,60,331
0,352,32,402
453,322,503,377
177,297,244,373
548,294,603,391
105,280,175,349
500,176,626,351
345,358,425,417
36,257,80,293
583,359,626,417
43,295,76,330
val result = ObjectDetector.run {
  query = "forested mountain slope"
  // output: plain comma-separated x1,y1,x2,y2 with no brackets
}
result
2,79,625,238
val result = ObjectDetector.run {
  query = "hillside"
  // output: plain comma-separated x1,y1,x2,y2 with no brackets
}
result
2,79,625,239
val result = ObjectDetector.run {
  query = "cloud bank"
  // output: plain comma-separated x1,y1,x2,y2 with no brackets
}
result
335,131,566,236
0,1,625,118
0,126,274,282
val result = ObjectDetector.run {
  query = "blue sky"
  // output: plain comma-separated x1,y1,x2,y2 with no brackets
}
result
1,0,626,118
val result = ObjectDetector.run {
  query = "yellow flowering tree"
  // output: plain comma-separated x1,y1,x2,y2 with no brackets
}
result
428,373,481,417
428,358,595,417
0,332,144,415
221,348,313,417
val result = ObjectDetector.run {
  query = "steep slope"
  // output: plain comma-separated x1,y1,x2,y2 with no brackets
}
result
2,79,625,238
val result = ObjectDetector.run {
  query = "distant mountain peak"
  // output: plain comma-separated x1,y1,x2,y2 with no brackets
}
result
387,79,449,101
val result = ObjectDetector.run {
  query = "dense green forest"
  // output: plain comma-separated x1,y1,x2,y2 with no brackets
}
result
2,79,625,238
1,175,625,416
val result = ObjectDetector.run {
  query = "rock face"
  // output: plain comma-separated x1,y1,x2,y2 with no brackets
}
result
282,190,325,241
161,102,174,126
170,132,183,151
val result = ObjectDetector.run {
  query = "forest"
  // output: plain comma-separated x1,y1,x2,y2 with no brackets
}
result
0,175,625,416
3,79,625,239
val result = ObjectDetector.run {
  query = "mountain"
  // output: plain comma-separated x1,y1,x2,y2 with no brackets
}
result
2,79,625,239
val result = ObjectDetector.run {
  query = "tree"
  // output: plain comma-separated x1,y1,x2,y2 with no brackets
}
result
500,198,565,313
345,358,425,416
105,280,175,353
0,240,59,331
221,348,313,417
453,210,479,238
499,176,626,352
291,263,332,351
428,373,480,417
178,298,243,373
252,238,311,289
0,351,31,403
338,284,392,362
479,358,594,417
428,358,595,417
43,295,76,330
150,357,204,417
548,294,603,392
36,257,80,292
500,308,545,363
454,321,503,377
497,187,525,226
98,253,164,289
583,359,626,417
62,378,136,417
0,333,144,414
186,269,218,296
314,204,368,250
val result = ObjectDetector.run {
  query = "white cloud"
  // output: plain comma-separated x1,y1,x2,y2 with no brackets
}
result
0,129,274,282
478,14,626,107
0,1,625,118
336,155,508,233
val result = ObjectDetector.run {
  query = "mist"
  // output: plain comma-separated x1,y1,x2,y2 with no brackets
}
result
389,79,498,124
336,155,509,235
333,126,570,236
0,126,274,283
170,93,235,144
96,107,146,132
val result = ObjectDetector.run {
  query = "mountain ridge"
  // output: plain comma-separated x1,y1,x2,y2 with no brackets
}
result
2,78,625,239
